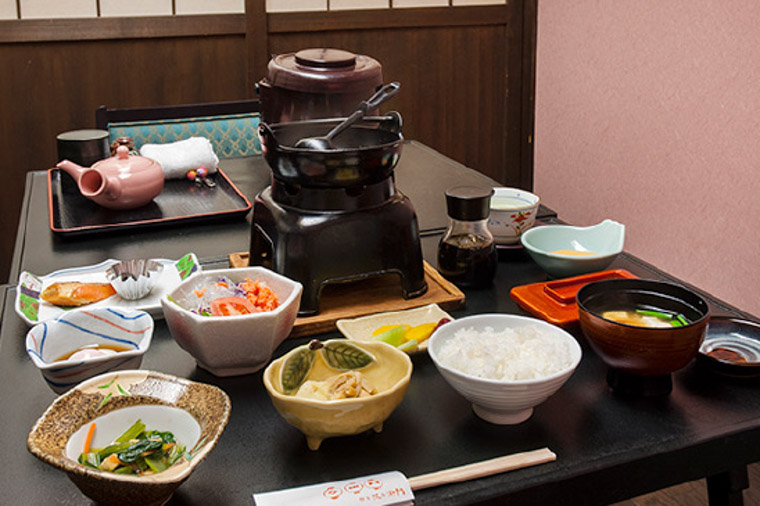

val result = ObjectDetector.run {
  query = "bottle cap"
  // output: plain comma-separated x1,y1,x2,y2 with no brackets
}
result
445,186,494,221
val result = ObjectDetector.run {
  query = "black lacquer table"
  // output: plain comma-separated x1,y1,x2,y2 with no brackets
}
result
2,142,759,505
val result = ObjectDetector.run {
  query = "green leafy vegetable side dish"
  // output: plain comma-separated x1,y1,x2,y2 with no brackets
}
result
321,341,375,371
281,347,316,394
78,419,186,476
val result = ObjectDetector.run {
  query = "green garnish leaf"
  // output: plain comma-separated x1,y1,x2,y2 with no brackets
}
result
97,378,116,389
635,309,674,320
98,392,112,409
322,341,375,370
281,347,316,394
676,313,689,326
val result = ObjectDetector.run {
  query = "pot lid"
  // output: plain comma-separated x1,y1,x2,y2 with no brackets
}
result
264,48,383,94
93,145,160,172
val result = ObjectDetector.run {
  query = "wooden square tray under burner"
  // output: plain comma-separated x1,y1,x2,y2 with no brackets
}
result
229,252,465,338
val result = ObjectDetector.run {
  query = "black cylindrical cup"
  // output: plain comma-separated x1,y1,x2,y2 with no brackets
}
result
57,129,110,166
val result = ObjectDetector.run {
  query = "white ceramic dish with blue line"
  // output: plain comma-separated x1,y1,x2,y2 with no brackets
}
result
25,307,154,393
15,252,201,326
521,219,625,278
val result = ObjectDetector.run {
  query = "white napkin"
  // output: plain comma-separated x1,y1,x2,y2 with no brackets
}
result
139,137,219,179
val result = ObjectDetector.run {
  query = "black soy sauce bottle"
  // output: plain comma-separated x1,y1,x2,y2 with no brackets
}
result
437,186,497,288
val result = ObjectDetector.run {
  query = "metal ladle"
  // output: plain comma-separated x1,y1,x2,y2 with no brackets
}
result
294,82,400,150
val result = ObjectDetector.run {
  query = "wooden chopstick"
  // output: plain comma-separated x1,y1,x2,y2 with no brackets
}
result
408,447,556,491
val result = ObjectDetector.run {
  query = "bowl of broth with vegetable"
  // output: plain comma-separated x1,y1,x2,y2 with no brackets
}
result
577,279,709,391
25,307,153,393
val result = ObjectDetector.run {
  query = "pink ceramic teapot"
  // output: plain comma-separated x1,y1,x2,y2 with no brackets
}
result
56,145,165,210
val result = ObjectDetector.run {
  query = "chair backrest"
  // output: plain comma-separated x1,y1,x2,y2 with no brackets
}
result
95,100,262,159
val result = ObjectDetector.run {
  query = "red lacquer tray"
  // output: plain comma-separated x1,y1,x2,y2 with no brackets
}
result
510,269,638,327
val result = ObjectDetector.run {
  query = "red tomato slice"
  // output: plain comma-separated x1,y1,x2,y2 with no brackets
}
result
209,297,257,316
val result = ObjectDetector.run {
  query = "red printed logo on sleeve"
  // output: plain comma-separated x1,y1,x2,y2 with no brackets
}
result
323,486,342,500
365,478,383,490
344,481,364,494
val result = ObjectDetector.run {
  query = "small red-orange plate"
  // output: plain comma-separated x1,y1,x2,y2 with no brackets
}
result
510,269,638,327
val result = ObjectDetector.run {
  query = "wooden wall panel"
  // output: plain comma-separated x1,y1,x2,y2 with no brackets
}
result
0,35,248,283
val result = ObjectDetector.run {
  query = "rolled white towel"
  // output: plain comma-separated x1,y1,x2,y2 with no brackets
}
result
139,137,219,179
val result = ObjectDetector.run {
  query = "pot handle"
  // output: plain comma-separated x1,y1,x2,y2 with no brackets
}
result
375,111,403,134
258,122,278,148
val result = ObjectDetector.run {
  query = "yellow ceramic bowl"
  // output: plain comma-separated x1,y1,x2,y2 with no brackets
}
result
263,339,412,450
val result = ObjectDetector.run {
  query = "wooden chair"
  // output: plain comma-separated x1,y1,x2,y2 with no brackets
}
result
95,100,262,159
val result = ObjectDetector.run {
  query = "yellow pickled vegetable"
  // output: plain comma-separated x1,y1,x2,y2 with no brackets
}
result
405,323,437,343
371,324,410,337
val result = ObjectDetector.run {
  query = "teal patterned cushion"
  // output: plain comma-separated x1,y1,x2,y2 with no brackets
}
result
108,113,261,159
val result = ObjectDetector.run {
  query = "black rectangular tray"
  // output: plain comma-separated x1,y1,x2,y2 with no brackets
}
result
47,168,252,236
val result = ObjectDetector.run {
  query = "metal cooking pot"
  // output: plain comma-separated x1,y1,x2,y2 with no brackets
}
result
259,113,403,188
257,48,384,124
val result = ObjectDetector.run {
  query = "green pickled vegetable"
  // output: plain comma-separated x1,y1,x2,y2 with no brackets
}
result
373,325,408,347
397,339,419,353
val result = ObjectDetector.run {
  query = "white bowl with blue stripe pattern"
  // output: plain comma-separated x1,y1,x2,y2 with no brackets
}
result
26,307,154,394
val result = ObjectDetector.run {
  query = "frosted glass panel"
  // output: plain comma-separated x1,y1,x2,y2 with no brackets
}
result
176,0,245,14
0,0,17,19
331,0,388,10
100,0,172,17
266,0,327,12
393,0,447,6
20,0,97,19
452,0,506,5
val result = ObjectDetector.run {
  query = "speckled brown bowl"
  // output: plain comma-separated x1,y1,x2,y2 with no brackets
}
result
27,370,231,506
578,279,709,389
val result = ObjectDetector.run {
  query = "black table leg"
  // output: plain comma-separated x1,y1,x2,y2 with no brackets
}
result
707,467,749,506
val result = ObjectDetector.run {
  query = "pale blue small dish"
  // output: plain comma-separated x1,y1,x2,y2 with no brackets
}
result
26,307,154,394
521,219,625,278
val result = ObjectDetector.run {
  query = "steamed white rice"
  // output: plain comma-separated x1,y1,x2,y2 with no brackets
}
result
437,325,573,381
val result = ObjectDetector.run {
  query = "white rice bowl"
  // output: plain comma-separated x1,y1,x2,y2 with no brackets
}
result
437,325,574,381
428,314,582,424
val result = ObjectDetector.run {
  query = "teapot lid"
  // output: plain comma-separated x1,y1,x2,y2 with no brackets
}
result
94,145,160,172
264,48,383,94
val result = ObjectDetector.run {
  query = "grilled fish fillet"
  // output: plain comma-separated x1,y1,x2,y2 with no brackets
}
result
41,282,116,307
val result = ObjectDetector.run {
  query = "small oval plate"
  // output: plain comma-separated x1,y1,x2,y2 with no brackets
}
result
336,303,453,354
697,316,760,378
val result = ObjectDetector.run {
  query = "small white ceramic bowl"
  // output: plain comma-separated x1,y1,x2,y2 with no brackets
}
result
488,187,540,245
161,267,302,377
428,313,582,425
521,219,625,278
25,307,154,394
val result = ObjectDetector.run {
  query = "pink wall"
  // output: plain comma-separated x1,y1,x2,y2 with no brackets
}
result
534,1,760,318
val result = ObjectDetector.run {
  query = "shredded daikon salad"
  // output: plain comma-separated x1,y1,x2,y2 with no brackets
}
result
437,325,573,381
178,276,279,316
